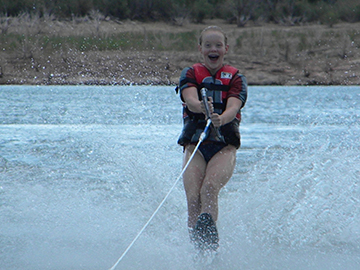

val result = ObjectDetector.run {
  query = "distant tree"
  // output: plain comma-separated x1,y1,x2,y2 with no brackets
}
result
43,0,93,18
279,0,312,25
207,0,224,18
191,0,212,23
263,0,281,22
93,0,130,19
0,0,358,24
224,0,260,27
127,0,169,21
0,0,32,16
336,0,360,22
309,0,339,26
167,0,192,25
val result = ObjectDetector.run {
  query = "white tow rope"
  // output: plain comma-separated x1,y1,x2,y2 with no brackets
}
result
108,118,212,270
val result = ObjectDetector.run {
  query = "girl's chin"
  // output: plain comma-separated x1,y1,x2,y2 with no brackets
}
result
205,62,222,71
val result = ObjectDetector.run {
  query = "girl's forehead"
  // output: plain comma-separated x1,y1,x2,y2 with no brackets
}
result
202,31,225,42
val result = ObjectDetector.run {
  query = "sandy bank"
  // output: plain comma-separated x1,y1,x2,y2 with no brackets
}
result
0,19,359,85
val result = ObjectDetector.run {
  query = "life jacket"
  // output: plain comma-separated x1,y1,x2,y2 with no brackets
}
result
177,63,242,148
193,63,240,119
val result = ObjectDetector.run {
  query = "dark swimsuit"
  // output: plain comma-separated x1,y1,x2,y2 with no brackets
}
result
197,142,227,163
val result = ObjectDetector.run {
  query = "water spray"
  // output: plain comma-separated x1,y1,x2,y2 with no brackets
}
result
108,89,212,270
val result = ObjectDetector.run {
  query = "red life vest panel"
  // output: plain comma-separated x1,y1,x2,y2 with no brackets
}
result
177,64,242,149
192,63,239,117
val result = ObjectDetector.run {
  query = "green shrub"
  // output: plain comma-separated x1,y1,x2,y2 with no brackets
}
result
0,0,359,23
191,0,212,23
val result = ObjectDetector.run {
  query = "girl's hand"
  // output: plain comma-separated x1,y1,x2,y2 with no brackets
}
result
200,96,214,117
210,113,222,128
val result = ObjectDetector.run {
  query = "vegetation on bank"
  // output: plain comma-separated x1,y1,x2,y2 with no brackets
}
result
0,0,360,26
0,13,359,56
0,0,359,56
0,0,359,85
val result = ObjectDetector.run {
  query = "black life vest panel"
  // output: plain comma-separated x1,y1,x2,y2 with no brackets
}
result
177,64,241,148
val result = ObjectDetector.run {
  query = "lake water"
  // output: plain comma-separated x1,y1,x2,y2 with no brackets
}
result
0,85,359,270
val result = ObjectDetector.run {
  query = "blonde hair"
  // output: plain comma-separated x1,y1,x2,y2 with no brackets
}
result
199,25,228,46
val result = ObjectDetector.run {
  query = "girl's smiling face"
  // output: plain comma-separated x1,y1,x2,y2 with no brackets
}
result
198,30,229,75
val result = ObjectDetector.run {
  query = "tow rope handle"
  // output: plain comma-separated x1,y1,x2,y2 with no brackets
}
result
200,88,224,142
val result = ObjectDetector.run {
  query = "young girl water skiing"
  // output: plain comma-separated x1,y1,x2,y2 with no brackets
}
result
176,25,247,251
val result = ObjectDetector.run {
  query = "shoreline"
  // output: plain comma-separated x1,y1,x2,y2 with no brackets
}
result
1,20,359,86
2,49,359,86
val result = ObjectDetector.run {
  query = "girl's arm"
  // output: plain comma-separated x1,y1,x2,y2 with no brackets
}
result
211,97,242,128
181,86,202,113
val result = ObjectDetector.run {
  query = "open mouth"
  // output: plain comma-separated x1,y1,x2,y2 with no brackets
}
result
208,55,219,61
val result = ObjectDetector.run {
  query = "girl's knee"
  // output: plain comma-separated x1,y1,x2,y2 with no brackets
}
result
200,180,219,198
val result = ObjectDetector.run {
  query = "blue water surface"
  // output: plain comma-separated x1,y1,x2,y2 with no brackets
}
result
0,85,359,270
